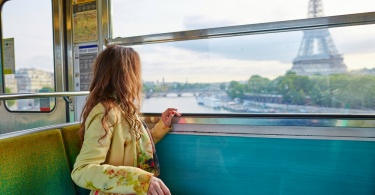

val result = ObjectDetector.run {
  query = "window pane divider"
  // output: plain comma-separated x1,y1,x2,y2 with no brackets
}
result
106,12,375,46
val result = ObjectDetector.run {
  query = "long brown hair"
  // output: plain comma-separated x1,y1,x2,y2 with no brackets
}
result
79,45,143,145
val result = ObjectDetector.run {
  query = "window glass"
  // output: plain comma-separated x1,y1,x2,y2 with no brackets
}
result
112,0,375,114
112,0,375,37
2,0,55,111
137,25,375,114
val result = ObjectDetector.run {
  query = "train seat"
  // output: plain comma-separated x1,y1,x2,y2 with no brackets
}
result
61,124,81,170
0,129,76,194
61,124,90,195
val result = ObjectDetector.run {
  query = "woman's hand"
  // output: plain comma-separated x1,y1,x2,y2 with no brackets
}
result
161,108,181,128
148,176,171,195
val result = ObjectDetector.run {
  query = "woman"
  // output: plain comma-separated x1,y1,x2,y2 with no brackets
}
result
71,45,181,195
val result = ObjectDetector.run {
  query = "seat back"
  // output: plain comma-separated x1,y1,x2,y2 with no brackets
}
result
61,124,90,195
0,129,76,194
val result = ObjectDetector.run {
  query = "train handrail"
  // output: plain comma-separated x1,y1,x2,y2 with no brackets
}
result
0,91,89,100
106,12,375,46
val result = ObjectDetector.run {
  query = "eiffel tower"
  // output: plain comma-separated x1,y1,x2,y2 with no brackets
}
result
290,0,347,76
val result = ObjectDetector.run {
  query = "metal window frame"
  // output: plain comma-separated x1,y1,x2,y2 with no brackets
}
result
106,12,375,46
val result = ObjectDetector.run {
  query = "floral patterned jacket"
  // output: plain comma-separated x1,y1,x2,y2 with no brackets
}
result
71,103,171,195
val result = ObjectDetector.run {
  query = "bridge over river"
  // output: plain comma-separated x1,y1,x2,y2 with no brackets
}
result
145,89,222,98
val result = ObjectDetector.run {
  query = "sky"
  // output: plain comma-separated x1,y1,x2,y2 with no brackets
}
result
2,0,375,83
111,0,375,83
2,0,54,73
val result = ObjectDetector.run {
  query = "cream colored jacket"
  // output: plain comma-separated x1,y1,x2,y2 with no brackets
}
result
71,103,171,195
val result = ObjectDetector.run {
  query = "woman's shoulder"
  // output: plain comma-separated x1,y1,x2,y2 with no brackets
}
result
90,102,121,112
85,102,123,129
87,103,105,118
92,102,105,112
88,102,122,119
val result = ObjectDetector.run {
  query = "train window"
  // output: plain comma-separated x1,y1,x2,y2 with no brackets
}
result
111,0,375,114
111,0,375,37
1,0,56,112
135,24,375,114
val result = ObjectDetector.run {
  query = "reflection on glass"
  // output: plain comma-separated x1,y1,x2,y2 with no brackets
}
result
112,0,375,37
2,0,55,112
137,25,375,114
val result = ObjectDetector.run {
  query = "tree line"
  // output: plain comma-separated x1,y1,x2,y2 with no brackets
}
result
142,71,375,110
227,71,375,109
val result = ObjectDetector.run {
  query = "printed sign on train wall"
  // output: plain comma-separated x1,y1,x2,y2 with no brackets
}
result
2,38,15,74
72,0,97,43
74,44,98,91
39,88,51,112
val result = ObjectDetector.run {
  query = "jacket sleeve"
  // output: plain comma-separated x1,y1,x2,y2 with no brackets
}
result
150,120,172,144
71,107,153,195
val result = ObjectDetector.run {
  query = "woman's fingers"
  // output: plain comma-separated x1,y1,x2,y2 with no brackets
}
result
148,177,171,195
160,181,171,195
148,185,157,195
154,184,164,195
166,109,181,118
169,110,181,117
161,108,181,127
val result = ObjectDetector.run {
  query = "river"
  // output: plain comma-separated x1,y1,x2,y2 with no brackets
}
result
141,95,370,114
141,96,232,113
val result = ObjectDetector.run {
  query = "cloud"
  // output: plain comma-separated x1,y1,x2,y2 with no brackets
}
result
137,45,292,83
332,25,375,55
3,0,54,73
172,20,375,70
111,0,375,68
135,24,375,83
182,15,236,30
172,29,302,63
17,56,54,73
344,52,375,70
4,0,375,80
